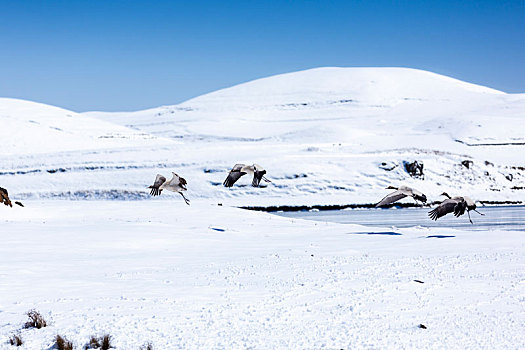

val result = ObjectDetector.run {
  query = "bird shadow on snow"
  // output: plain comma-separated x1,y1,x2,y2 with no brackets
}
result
346,231,402,236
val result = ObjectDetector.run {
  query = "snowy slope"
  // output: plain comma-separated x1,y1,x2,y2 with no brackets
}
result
2,67,525,205
84,67,517,144
0,98,174,156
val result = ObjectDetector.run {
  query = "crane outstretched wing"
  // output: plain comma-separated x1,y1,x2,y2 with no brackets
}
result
223,164,246,187
412,190,427,203
252,170,266,187
169,172,187,190
428,199,458,220
375,190,407,207
453,199,467,217
179,175,187,190
149,174,166,196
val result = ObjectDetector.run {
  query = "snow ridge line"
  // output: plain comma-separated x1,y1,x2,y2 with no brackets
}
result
0,162,198,176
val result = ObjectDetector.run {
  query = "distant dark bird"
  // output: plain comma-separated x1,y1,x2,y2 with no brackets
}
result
428,192,484,224
148,172,190,205
375,185,427,207
223,164,271,187
0,187,23,208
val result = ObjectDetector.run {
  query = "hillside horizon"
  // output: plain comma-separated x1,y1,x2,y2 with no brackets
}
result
1,66,524,204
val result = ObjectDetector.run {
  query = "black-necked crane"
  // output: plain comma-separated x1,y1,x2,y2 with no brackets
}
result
375,185,427,207
428,192,484,224
223,164,271,187
148,172,190,205
0,187,23,208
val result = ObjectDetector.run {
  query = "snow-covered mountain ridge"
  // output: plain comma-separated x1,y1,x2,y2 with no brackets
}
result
0,98,176,157
1,67,524,205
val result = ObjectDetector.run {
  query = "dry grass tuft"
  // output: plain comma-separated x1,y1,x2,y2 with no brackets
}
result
85,334,113,350
100,334,112,350
24,309,47,329
86,335,100,349
8,333,23,346
139,342,153,350
55,334,74,350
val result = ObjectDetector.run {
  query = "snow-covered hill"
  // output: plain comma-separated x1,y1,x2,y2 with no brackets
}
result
84,67,521,146
2,67,524,205
0,98,173,156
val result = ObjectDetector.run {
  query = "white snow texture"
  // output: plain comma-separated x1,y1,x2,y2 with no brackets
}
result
0,67,524,349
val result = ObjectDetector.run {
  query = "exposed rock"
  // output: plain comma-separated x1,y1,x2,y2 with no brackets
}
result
379,162,398,171
404,160,424,178
461,160,473,169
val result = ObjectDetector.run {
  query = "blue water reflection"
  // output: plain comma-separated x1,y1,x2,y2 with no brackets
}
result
274,206,525,231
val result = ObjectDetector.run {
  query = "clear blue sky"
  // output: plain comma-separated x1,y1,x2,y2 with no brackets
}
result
1,0,524,112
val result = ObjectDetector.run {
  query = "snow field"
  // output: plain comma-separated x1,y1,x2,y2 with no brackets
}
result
1,67,524,349
0,201,523,349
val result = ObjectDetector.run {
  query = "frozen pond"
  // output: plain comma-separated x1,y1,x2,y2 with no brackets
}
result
274,205,525,231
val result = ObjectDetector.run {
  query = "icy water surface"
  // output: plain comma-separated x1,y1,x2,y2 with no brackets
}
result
274,205,525,231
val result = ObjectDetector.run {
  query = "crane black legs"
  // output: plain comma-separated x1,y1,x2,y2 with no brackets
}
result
180,192,190,205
